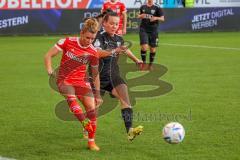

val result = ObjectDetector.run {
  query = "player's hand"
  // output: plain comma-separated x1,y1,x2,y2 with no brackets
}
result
47,69,54,76
115,46,128,54
138,14,146,19
135,59,144,69
95,96,103,108
136,59,143,64
150,16,158,22
120,45,128,53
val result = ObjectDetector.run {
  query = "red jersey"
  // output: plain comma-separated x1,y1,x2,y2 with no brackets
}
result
55,37,99,85
102,0,126,34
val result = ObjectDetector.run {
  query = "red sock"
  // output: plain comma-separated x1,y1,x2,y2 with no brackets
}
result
67,95,85,122
87,110,97,142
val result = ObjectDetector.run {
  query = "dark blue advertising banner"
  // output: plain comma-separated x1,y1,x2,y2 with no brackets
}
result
0,8,240,35
0,10,85,35
160,8,240,32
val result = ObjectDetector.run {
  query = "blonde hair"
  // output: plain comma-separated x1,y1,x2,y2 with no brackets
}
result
81,18,99,34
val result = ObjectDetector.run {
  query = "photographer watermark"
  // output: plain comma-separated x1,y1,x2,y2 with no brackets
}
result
133,109,192,122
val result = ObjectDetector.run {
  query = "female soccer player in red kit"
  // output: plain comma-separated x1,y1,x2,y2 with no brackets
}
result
44,18,102,151
101,0,127,35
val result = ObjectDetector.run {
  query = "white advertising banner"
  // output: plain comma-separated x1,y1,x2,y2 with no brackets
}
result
120,0,143,8
194,0,240,7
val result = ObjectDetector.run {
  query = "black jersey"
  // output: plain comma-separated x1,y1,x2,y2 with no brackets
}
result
93,31,124,80
139,4,164,32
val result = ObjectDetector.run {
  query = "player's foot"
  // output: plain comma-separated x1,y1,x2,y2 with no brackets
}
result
82,128,88,139
88,141,100,151
139,63,147,71
148,64,154,71
127,125,144,141
82,120,93,133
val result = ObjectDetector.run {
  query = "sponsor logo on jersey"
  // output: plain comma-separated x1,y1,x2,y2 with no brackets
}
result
66,51,89,64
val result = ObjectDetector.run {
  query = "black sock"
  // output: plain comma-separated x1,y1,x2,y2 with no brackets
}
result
141,50,146,63
150,52,156,65
121,108,133,133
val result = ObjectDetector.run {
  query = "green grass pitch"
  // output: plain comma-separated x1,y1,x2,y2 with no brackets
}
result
0,32,240,160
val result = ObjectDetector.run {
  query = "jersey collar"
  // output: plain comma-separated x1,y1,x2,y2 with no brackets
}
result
77,37,90,49
109,0,118,4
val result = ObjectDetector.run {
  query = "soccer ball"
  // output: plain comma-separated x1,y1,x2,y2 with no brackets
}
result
162,122,185,144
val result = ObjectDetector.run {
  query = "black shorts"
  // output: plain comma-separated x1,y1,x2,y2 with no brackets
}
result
100,76,126,97
139,28,159,47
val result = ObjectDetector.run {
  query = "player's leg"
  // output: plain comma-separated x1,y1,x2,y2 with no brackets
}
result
148,31,159,70
149,46,157,70
112,84,132,131
139,29,149,69
111,82,143,141
58,83,86,123
81,90,100,151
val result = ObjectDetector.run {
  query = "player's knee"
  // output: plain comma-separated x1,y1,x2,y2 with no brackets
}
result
141,45,148,51
150,48,156,53
66,95,77,102
86,109,97,120
87,105,95,112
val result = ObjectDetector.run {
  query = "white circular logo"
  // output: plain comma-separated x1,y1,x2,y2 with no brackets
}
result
58,39,65,45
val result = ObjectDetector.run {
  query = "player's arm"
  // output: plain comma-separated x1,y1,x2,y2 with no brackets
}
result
97,48,126,58
91,66,100,96
44,46,61,75
122,11,127,35
97,49,112,58
151,8,165,22
137,6,146,19
151,15,165,22
125,49,142,64
90,63,102,107
120,3,127,35
138,14,146,19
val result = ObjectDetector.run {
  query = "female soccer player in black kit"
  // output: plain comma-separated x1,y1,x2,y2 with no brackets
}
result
93,12,144,141
138,0,165,70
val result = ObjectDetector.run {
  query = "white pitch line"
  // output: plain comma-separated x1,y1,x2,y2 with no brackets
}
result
130,40,240,51
0,156,16,160
44,38,240,51
160,43,240,51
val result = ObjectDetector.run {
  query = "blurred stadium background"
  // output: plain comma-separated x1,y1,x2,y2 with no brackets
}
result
0,0,240,160
0,0,240,34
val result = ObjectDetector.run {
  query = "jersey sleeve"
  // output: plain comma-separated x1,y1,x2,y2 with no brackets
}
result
101,3,107,12
55,38,67,51
140,6,144,14
120,3,127,12
93,33,104,50
156,7,164,17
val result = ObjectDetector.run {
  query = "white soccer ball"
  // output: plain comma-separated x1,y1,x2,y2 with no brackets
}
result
162,122,185,144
